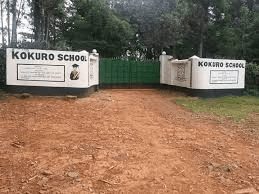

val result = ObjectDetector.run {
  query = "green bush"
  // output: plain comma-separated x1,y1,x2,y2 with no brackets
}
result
245,63,259,96
246,63,259,83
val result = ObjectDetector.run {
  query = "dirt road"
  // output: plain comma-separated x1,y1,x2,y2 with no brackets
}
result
0,90,258,194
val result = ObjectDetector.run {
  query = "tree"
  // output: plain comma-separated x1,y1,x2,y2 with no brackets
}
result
7,0,11,46
8,0,26,47
110,0,177,58
29,0,66,48
0,0,5,47
11,0,17,47
203,0,259,61
1,0,258,61
65,0,134,57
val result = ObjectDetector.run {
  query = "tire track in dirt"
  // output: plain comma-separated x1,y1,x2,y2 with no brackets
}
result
0,90,258,194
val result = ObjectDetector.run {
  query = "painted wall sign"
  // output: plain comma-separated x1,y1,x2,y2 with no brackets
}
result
198,61,245,69
6,48,99,88
11,50,88,62
210,70,239,84
191,57,246,89
160,55,246,90
17,64,65,82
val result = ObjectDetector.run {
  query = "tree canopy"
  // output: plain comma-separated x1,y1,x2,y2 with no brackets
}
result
0,0,259,61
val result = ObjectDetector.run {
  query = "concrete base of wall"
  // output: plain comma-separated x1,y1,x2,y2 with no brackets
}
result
160,84,244,98
100,84,160,89
6,84,244,98
190,88,244,98
7,85,99,97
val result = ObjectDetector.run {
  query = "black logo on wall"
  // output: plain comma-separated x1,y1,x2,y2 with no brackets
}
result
70,64,80,80
176,63,186,82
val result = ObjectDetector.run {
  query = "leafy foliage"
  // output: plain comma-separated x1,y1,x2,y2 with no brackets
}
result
245,63,259,93
65,0,134,57
0,0,259,60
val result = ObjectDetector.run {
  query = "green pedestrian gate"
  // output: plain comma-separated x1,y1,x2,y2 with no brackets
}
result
99,58,160,88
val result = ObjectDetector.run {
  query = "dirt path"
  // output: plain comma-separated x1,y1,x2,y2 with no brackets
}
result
0,90,258,194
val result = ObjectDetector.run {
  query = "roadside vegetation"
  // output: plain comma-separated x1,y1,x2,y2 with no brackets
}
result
176,96,259,121
1,0,259,61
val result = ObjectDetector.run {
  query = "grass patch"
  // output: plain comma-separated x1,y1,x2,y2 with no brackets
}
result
175,96,259,121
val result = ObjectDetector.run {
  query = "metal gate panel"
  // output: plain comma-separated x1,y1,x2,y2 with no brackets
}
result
100,58,160,87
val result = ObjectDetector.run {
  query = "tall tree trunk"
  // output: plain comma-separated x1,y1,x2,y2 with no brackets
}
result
53,17,57,47
199,26,204,58
0,0,5,47
11,0,17,48
44,14,49,43
41,3,45,41
198,3,209,58
33,0,42,41
7,0,10,46
16,0,25,27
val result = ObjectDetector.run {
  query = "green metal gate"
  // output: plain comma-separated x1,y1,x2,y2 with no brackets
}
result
99,58,160,88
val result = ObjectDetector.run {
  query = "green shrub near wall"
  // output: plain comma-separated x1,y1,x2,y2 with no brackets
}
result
0,49,6,89
245,63,259,96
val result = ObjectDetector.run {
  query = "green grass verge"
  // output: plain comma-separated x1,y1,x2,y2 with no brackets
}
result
175,96,259,121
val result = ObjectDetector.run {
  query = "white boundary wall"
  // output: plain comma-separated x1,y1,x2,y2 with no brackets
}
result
6,48,99,88
89,53,99,87
160,54,246,90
